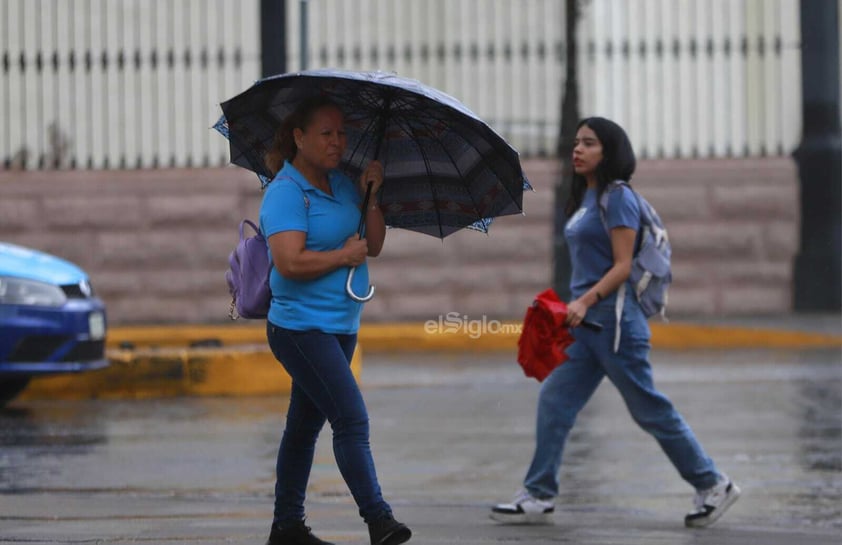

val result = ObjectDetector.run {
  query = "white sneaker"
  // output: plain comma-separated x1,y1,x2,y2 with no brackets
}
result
490,490,555,524
685,476,741,528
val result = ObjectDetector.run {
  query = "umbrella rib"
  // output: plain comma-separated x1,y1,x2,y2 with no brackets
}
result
389,109,503,229
378,105,499,232
397,98,520,197
387,113,453,237
345,111,383,166
432,112,525,217
343,84,400,165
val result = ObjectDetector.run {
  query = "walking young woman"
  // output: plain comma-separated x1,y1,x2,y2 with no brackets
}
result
490,117,740,528
260,96,411,545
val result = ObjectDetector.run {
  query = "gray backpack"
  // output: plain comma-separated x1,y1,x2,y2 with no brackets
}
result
599,181,671,348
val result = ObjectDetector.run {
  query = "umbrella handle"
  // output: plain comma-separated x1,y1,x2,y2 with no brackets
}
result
345,181,376,302
581,319,603,332
346,266,375,303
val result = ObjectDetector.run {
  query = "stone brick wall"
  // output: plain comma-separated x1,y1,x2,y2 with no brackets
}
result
0,157,798,324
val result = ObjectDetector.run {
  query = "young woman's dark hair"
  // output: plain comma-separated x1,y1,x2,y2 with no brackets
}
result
264,96,343,176
565,117,637,216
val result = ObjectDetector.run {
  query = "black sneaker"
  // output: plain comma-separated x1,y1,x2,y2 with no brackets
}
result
368,515,412,545
266,521,334,545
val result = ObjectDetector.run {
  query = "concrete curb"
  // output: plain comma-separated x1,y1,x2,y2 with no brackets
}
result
19,320,841,402
103,321,842,351
21,343,363,402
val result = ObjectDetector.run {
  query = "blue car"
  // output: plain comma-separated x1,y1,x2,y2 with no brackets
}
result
0,242,108,404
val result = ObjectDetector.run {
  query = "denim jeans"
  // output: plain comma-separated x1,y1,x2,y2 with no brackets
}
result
266,323,392,525
523,295,720,499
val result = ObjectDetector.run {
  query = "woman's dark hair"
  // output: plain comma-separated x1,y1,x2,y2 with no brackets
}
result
264,96,342,176
565,117,636,216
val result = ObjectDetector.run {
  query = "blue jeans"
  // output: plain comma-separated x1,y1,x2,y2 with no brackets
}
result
523,297,720,499
266,323,392,525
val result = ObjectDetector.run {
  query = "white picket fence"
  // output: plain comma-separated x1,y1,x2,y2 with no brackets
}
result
575,0,803,158
1,0,261,170
0,0,813,170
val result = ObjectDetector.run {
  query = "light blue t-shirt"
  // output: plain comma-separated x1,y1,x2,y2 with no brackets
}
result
260,161,367,334
564,185,640,301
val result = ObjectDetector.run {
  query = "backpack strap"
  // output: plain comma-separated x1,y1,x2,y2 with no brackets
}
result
239,219,261,241
254,175,309,303
597,180,637,353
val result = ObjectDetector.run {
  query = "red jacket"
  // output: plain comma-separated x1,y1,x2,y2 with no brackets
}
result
517,288,575,381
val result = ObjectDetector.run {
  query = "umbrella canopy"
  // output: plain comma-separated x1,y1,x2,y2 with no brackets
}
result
215,68,530,239
517,288,602,382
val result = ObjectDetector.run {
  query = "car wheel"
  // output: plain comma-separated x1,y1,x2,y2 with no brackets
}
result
0,377,31,406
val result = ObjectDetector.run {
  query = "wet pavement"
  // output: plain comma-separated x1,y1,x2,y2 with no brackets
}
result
1,347,840,544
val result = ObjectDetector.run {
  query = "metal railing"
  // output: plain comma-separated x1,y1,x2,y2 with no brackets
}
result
0,0,805,171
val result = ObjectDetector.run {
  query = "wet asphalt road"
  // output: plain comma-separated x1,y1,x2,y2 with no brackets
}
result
1,347,840,544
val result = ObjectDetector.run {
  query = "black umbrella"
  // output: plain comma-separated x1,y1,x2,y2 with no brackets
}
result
215,69,530,300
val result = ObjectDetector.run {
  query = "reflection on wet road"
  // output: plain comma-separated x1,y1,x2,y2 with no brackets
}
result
0,347,839,544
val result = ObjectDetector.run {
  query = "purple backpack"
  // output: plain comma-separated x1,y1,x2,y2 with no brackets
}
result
225,219,271,320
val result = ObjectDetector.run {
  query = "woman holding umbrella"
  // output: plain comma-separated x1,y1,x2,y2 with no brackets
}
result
490,117,740,528
260,96,411,545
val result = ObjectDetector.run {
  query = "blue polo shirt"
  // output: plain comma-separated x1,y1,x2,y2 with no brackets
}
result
260,161,367,334
564,185,640,301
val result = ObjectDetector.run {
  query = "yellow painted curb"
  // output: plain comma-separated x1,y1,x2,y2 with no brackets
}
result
106,321,842,352
20,320,839,401
650,322,842,349
20,344,363,401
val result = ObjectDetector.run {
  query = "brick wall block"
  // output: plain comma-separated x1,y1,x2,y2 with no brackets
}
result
358,296,390,322
378,292,455,321
98,230,195,266
196,230,246,266
96,229,233,268
449,222,552,259
455,291,521,318
91,270,148,296
672,259,790,286
43,196,145,229
669,222,763,258
764,221,800,259
719,287,792,314
671,261,717,286
146,194,243,226
712,184,799,220
378,230,453,259
636,157,796,187
367,262,458,292
108,296,228,325
2,232,101,268
640,186,711,222
520,189,555,220
665,287,719,316
141,269,228,296
200,295,240,323
448,261,551,292
0,198,41,230
709,260,792,284
446,262,521,292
